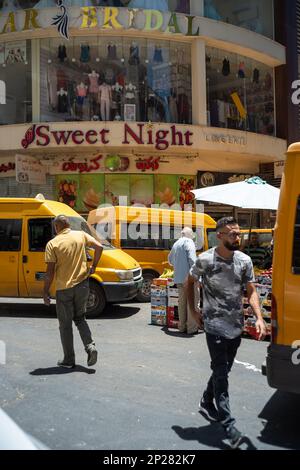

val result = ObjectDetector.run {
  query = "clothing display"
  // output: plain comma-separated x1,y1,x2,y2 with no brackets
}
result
88,72,99,93
169,93,178,123
80,45,90,63
98,83,112,121
176,0,190,14
47,65,58,109
222,58,230,76
177,93,189,124
57,89,68,113
125,83,137,100
107,44,117,60
129,43,140,65
153,46,163,63
253,68,260,84
238,61,245,79
58,45,67,62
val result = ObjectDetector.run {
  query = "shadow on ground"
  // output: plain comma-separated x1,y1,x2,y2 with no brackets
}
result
257,391,300,449
0,303,140,320
29,365,96,375
172,424,257,450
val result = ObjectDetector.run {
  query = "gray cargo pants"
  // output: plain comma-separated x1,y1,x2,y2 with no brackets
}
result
56,278,95,364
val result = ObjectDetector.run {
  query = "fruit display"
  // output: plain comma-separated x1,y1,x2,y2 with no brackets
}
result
159,268,174,279
58,179,77,208
178,177,195,209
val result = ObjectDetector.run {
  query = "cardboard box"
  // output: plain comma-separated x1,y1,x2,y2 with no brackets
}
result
167,306,179,329
151,285,167,297
167,287,178,298
151,306,167,326
152,278,170,286
168,296,179,307
151,295,167,307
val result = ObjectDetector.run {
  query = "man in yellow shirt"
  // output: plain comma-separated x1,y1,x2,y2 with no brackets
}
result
43,215,103,369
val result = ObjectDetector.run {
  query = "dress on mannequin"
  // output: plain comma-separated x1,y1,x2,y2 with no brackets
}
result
76,82,88,118
98,82,112,121
88,71,99,93
57,88,68,113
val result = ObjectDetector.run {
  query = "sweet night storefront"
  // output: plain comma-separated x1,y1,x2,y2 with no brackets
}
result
0,3,287,223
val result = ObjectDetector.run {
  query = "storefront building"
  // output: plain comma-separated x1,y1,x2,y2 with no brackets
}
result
0,1,287,226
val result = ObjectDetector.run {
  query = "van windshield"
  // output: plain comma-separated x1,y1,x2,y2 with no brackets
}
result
68,217,114,250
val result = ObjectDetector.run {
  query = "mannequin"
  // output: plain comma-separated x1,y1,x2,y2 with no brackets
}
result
76,82,88,118
128,41,140,65
58,44,67,62
88,70,100,116
57,88,68,113
112,81,123,119
125,82,137,100
98,81,112,121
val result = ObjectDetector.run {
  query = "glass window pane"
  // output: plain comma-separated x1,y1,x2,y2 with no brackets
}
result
28,218,53,251
0,219,22,251
0,40,32,125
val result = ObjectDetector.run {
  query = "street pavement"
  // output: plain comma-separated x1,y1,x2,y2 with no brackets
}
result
0,298,299,451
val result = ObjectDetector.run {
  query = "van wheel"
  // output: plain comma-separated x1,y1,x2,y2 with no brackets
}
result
86,281,106,317
136,272,158,302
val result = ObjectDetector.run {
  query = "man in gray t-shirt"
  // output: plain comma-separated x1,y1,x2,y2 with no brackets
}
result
186,216,266,449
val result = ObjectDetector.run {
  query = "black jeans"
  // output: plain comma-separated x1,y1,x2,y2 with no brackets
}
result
203,333,241,431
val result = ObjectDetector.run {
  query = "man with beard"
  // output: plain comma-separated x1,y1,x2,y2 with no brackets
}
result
186,216,266,449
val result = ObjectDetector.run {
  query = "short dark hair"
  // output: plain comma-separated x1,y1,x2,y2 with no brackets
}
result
216,216,238,232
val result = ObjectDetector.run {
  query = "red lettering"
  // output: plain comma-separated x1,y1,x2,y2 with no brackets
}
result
147,129,153,145
100,129,110,144
171,125,184,146
185,130,193,146
86,130,98,144
89,155,102,171
72,130,84,145
123,123,144,145
36,125,50,146
78,163,88,172
155,130,169,150
0,162,15,173
51,130,72,145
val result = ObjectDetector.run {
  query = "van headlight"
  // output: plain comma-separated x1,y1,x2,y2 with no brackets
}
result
115,270,134,281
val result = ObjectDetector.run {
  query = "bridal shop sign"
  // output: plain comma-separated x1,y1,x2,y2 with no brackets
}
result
0,6,201,38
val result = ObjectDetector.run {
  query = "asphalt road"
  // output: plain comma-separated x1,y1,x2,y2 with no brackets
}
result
0,298,299,451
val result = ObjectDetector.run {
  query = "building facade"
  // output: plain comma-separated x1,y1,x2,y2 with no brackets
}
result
0,1,287,226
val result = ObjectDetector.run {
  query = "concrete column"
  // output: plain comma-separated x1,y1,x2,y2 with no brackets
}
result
31,39,40,123
190,0,204,16
191,38,207,125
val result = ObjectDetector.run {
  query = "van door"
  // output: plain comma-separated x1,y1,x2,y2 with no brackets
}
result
0,218,22,296
22,217,54,297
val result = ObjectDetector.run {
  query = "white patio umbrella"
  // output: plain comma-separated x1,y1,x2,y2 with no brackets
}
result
191,176,280,210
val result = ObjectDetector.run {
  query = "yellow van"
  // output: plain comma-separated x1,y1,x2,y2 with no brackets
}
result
207,227,273,250
0,197,142,316
87,206,216,301
263,142,300,394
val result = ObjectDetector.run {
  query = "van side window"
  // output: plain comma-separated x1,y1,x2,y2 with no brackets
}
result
292,197,300,273
28,218,53,252
120,223,164,249
0,219,22,251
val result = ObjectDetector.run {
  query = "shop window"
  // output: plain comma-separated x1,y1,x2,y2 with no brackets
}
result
0,40,32,125
28,218,53,251
40,36,191,124
0,219,22,251
206,46,275,137
204,0,274,39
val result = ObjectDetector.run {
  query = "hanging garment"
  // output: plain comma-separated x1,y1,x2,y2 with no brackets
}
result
47,65,58,109
56,68,68,90
98,83,112,102
57,91,68,113
177,93,189,123
253,68,260,84
58,45,67,62
80,45,90,63
222,58,230,76
238,61,245,79
107,44,117,60
153,47,163,63
129,44,140,65
176,0,190,14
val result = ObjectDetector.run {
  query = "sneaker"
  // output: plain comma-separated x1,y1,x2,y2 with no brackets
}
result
87,348,98,367
57,360,75,369
199,398,219,421
226,426,244,449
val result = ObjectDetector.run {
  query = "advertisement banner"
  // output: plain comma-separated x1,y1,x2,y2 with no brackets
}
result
79,174,105,213
130,174,154,207
15,154,46,184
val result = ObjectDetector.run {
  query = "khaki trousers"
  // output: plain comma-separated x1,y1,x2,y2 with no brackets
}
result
177,283,199,334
